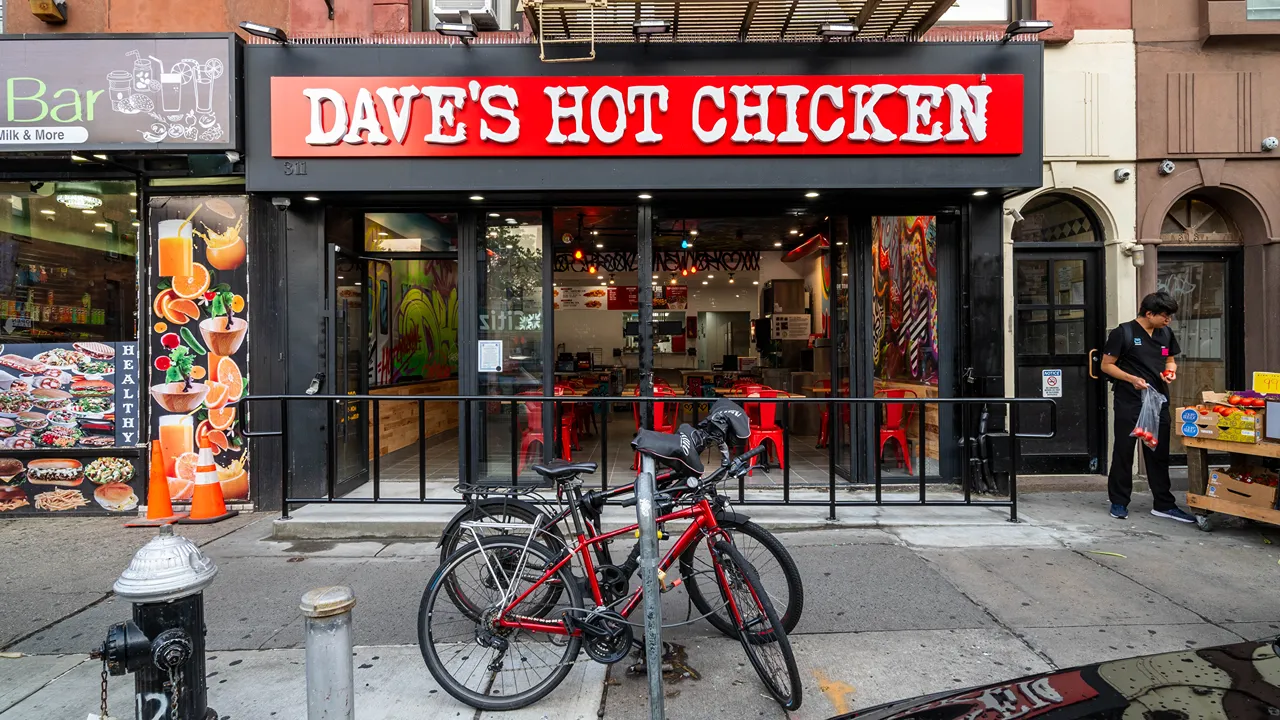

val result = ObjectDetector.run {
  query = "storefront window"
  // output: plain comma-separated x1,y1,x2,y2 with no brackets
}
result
0,180,138,343
1247,0,1280,20
872,216,939,476
365,212,457,252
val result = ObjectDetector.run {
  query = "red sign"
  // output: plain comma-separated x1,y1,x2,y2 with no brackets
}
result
271,74,1023,158
607,286,638,311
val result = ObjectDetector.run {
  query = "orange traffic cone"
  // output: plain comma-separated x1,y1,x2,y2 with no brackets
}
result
179,437,238,524
125,441,187,527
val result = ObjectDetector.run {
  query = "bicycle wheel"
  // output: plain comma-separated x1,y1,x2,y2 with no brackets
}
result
420,536,584,711
438,498,567,566
680,516,803,636
712,540,802,711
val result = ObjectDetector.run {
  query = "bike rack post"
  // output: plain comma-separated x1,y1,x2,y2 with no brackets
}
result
635,454,665,720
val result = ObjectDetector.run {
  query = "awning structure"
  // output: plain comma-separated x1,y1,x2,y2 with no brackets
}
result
522,0,958,46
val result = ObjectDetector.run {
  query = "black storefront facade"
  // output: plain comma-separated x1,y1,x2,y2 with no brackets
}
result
242,40,1046,512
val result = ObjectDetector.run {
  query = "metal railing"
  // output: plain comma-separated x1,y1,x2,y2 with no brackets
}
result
244,394,1055,522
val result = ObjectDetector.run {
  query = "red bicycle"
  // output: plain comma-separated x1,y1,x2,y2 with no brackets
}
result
418,432,802,712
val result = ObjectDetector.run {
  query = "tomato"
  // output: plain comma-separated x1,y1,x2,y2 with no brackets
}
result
1228,395,1243,405
1219,407,1234,417
1250,397,1266,408
1245,409,1257,416
1196,405,1209,414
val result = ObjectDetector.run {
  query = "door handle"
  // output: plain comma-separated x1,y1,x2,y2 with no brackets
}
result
1088,349,1099,380
307,372,325,396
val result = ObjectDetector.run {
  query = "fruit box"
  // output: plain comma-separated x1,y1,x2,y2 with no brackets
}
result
1208,469,1278,509
1175,406,1262,444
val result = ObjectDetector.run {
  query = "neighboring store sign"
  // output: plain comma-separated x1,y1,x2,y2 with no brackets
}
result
271,74,1023,158
771,314,811,341
1041,369,1062,398
0,35,238,152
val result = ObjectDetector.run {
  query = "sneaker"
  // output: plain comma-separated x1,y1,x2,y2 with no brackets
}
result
1151,507,1197,523
1109,504,1128,519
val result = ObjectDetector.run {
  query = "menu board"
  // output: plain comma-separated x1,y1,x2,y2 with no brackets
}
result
607,286,688,311
554,286,608,310
0,340,143,516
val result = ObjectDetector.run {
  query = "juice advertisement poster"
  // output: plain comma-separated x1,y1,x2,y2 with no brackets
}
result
147,195,249,503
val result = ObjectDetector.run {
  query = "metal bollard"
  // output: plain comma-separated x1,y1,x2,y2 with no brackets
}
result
95,524,218,720
301,586,357,720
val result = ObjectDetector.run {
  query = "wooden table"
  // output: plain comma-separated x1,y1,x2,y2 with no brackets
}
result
1184,436,1280,529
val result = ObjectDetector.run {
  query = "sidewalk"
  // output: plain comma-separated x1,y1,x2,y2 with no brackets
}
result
2,490,1277,718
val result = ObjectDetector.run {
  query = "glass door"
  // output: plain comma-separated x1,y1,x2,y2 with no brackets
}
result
1157,251,1243,461
476,211,548,484
1011,250,1106,473
327,244,370,496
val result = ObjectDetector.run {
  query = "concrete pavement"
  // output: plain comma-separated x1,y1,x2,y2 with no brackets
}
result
1,490,1277,718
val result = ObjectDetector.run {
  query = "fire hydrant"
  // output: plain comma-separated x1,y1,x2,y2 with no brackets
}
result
92,525,218,720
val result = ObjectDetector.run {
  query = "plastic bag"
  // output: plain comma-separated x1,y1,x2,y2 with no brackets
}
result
1130,386,1167,450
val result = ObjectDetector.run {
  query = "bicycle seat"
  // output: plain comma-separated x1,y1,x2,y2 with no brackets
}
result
531,460,598,481
631,424,704,476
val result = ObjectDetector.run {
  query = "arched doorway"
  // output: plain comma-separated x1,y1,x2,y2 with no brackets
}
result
1011,192,1109,474
1156,194,1245,461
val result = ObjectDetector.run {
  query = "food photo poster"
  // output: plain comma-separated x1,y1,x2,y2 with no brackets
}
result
148,195,250,504
0,341,143,515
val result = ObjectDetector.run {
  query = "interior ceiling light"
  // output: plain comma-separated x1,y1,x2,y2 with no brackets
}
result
818,22,857,37
707,274,714,279
774,241,783,247
690,229,698,236
596,243,604,249
789,229,800,235
488,212,500,217
82,209,97,215
469,195,484,201
588,264,598,274
130,208,137,214
129,191,138,198
39,209,55,215
609,274,616,285
574,249,584,260
728,273,735,284
670,277,677,285
56,194,102,210
752,281,760,285
303,195,320,202
505,217,517,224
638,193,653,200
591,230,599,236
132,221,140,227
689,265,697,274
805,191,821,198
70,155,88,162
94,222,110,228
972,189,990,197
702,281,708,285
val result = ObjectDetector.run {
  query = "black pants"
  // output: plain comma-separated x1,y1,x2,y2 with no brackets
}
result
1108,392,1177,511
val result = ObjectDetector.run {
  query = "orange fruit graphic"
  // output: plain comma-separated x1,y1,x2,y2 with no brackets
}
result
171,263,211,299
205,232,246,271
196,420,231,453
208,405,236,431
175,451,200,482
204,381,231,410
230,295,245,313
163,298,200,325
207,353,226,382
217,456,248,500
153,288,176,318
153,322,168,334
189,365,206,381
217,357,243,401
168,477,194,501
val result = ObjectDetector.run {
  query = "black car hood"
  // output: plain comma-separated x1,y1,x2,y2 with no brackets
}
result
833,638,1280,720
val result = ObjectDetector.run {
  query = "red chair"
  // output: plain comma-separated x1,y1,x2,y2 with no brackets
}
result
553,385,584,451
517,391,575,473
744,390,786,475
877,389,918,474
816,380,853,448
632,386,677,469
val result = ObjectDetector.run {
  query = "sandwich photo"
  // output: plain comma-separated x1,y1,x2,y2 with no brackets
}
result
73,342,115,360
93,482,138,512
0,354,46,374
0,418,16,438
71,379,114,397
26,458,84,486
0,458,23,486
32,388,73,410
0,485,28,512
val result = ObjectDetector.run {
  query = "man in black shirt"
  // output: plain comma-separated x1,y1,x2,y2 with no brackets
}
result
1099,291,1196,523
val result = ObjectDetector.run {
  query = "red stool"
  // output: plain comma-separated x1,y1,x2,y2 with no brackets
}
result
632,387,677,470
517,391,575,473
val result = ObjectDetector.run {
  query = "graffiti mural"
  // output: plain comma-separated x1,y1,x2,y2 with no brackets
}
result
372,260,459,385
873,216,938,385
